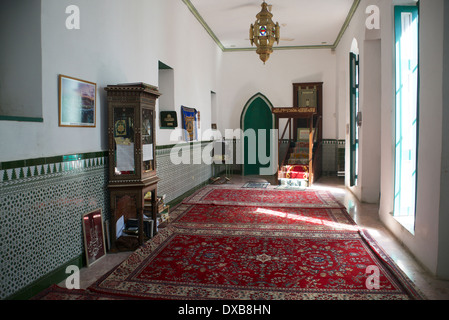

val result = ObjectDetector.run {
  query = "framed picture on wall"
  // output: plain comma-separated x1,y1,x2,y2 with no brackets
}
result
82,208,106,267
59,75,97,127
160,111,178,129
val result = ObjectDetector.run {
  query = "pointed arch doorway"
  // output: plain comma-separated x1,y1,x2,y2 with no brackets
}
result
240,93,276,177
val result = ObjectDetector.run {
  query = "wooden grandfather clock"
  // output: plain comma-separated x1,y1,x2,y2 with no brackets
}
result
105,83,161,252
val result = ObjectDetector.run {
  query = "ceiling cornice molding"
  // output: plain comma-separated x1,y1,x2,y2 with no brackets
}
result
332,0,362,49
223,45,334,52
182,0,361,52
182,0,225,51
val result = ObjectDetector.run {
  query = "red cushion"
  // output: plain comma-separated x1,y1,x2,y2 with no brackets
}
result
285,165,309,179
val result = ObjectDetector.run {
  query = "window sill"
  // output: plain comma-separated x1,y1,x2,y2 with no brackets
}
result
392,214,415,235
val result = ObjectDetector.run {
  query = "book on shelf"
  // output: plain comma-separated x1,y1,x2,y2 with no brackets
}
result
116,218,154,239
144,202,168,213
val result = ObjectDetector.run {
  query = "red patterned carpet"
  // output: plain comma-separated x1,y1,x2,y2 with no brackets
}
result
183,186,345,209
32,184,425,300
160,204,358,232
88,227,422,300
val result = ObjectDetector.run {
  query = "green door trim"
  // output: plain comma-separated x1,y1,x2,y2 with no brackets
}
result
240,93,276,176
349,52,359,187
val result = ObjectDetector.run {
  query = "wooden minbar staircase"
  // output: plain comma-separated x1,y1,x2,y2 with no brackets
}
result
274,82,323,187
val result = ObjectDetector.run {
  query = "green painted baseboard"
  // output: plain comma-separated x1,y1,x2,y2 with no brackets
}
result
6,255,84,300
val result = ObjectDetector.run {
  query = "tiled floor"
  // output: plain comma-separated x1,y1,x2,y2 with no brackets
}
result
68,175,449,300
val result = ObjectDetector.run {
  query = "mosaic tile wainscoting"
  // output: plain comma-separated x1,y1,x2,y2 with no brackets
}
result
0,152,109,300
156,141,213,204
1,144,213,299
322,140,345,176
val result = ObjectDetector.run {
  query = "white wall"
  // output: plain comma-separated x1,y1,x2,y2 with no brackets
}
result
158,68,175,112
359,39,381,203
413,0,445,275
377,0,445,277
154,1,223,146
336,0,446,278
335,0,383,203
218,49,337,139
0,0,222,162
438,0,449,279
0,0,42,119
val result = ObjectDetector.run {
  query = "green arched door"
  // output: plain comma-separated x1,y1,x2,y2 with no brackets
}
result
242,94,274,176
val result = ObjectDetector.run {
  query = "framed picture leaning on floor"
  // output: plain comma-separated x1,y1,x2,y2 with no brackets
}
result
82,208,106,267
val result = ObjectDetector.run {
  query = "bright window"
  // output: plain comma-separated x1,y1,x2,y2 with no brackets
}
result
394,5,419,233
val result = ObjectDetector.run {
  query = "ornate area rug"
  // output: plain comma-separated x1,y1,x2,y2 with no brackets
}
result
183,186,345,209
89,227,424,300
160,204,358,232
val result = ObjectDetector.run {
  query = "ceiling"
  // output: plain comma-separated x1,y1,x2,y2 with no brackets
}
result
184,0,360,51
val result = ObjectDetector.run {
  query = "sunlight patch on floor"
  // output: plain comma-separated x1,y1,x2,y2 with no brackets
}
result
254,207,359,231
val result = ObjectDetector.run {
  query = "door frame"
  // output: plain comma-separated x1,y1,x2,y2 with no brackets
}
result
240,93,276,176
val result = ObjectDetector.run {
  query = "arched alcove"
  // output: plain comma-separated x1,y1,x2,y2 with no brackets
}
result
240,93,276,176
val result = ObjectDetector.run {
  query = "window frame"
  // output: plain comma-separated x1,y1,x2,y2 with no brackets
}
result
393,4,420,234
349,52,360,187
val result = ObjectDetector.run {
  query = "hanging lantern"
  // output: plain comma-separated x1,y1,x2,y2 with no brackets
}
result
249,1,280,64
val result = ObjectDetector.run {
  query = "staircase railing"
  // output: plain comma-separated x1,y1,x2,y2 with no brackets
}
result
311,116,323,183
278,119,292,169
